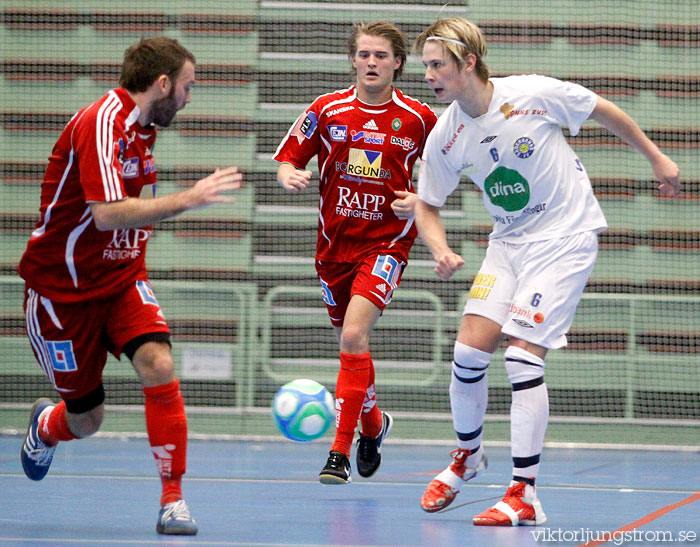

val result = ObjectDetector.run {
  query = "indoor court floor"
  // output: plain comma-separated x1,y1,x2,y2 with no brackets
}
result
1,435,698,546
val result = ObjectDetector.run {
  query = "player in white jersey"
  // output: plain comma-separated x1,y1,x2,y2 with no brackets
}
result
412,18,680,526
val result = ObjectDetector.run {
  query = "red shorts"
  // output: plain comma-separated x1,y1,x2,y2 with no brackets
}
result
23,279,170,400
316,254,406,327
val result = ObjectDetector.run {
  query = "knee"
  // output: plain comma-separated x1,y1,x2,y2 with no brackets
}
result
504,346,545,388
451,341,492,388
67,404,104,438
132,341,176,387
339,325,370,354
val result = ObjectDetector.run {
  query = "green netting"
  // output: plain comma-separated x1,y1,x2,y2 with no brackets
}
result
1,1,698,448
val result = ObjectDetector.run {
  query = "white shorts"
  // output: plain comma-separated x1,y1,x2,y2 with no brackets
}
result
463,231,598,349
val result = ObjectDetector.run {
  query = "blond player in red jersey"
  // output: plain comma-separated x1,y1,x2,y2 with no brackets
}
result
18,37,242,535
274,22,437,484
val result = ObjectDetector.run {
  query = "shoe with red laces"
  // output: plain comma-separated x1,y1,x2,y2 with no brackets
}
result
473,480,547,526
420,448,487,513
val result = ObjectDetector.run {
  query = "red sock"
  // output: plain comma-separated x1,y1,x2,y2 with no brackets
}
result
38,401,77,446
359,356,382,438
331,352,371,456
143,379,188,506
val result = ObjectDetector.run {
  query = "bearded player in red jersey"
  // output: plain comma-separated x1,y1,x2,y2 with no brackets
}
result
17,37,242,535
274,22,437,484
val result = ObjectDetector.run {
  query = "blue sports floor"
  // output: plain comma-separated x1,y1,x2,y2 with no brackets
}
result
1,435,699,546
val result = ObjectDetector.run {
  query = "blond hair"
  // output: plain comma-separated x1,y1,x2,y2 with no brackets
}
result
413,17,489,83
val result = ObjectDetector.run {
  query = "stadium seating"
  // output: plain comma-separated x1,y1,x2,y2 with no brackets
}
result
1,3,698,422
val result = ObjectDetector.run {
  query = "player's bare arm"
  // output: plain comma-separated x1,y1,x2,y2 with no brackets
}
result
590,96,680,197
91,166,242,231
414,199,464,280
391,190,418,220
277,162,312,193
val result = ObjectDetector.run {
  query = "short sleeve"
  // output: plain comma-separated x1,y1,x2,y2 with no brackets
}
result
417,129,461,207
273,103,322,169
73,108,126,203
537,76,598,136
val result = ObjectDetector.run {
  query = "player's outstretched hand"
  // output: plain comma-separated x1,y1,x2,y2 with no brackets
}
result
435,251,465,281
281,169,312,193
188,166,242,209
391,190,417,219
652,153,680,198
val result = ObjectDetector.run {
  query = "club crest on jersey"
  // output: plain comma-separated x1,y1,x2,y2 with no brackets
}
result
513,137,535,158
328,125,347,142
392,118,401,131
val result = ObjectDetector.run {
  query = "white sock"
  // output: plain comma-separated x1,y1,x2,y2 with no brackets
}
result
450,342,492,465
505,346,549,481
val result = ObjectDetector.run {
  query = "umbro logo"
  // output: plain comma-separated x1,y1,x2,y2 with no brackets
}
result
363,119,379,130
512,318,534,328
481,135,498,143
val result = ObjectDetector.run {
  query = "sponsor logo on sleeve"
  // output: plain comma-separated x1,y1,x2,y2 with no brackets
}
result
292,111,318,143
441,124,464,155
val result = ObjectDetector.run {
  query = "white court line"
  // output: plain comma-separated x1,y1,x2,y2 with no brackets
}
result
0,472,697,496
2,427,698,452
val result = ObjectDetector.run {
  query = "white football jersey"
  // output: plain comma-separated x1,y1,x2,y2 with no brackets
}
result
418,74,607,242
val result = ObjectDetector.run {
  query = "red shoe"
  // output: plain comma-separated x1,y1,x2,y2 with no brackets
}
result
473,481,547,526
420,448,487,513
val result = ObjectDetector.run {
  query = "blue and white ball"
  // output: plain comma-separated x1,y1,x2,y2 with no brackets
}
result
272,379,335,442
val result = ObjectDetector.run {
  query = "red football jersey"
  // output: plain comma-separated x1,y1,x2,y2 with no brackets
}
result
18,88,158,302
274,85,437,262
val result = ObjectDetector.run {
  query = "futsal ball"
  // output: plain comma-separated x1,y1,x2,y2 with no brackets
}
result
272,379,335,442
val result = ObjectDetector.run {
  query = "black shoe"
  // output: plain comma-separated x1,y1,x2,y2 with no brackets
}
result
319,450,351,484
356,411,393,478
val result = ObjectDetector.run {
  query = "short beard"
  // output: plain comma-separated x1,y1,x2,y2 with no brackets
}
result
150,87,179,128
